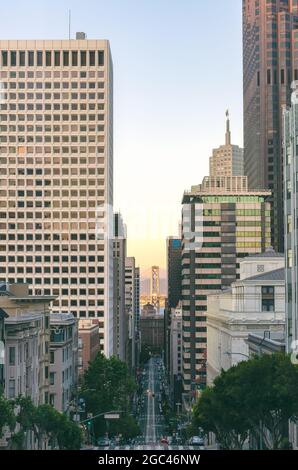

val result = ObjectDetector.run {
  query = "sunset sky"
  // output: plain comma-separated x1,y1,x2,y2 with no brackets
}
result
0,0,243,274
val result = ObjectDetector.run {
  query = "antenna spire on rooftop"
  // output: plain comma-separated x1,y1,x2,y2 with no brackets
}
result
225,109,231,145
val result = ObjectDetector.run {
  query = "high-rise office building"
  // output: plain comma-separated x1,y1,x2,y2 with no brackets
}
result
165,237,182,377
169,302,183,407
243,0,298,252
113,213,127,361
125,257,140,372
283,82,298,449
0,37,114,356
150,266,160,313
181,176,271,393
134,266,140,368
166,237,182,310
209,111,244,177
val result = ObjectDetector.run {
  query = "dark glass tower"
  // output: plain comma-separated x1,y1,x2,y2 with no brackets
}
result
164,237,182,382
243,0,298,252
167,237,182,310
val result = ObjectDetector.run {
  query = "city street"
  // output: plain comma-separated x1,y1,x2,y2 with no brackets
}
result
132,357,197,450
99,357,198,450
140,357,165,445
96,356,206,451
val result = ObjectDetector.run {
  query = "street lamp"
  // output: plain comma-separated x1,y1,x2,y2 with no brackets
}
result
176,402,181,416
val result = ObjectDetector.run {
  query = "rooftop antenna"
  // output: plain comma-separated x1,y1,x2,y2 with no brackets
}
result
68,9,71,40
225,108,231,145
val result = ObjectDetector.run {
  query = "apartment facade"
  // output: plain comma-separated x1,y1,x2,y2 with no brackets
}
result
0,283,54,405
181,176,271,393
78,319,100,375
0,37,114,356
207,251,285,385
49,312,78,413
243,0,298,252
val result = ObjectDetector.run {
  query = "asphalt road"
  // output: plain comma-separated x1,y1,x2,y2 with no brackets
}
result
139,357,166,446
90,356,210,451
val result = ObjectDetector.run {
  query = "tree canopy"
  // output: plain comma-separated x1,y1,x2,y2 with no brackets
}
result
0,395,82,450
0,393,15,438
81,353,138,438
193,353,298,449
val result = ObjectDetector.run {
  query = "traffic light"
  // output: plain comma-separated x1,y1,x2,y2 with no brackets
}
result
78,398,86,413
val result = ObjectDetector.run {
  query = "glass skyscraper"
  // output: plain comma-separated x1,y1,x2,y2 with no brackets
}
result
243,0,298,252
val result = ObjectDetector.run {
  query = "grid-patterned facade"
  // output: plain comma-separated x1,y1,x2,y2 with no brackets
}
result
181,188,271,392
113,213,127,361
0,39,114,356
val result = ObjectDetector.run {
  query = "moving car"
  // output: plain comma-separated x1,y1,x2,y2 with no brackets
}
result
160,437,169,445
189,436,205,449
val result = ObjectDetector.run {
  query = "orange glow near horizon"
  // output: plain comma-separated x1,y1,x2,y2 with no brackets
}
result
127,238,167,276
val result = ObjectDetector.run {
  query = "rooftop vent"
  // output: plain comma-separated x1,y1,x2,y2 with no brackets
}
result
76,32,87,40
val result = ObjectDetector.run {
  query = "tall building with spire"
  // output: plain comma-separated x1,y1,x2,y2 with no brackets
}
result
209,111,244,178
243,0,298,252
180,109,271,395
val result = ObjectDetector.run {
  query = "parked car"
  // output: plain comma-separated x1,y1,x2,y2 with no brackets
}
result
97,437,110,448
189,436,205,448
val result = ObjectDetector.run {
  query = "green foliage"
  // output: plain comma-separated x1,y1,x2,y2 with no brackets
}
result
10,430,25,450
193,353,298,449
81,353,137,437
34,404,62,446
139,345,152,366
14,396,36,433
34,404,82,449
0,395,82,450
139,345,161,366
0,393,15,438
57,414,82,450
108,414,140,440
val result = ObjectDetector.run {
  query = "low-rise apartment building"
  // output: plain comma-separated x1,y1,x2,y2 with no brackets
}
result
49,312,78,413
